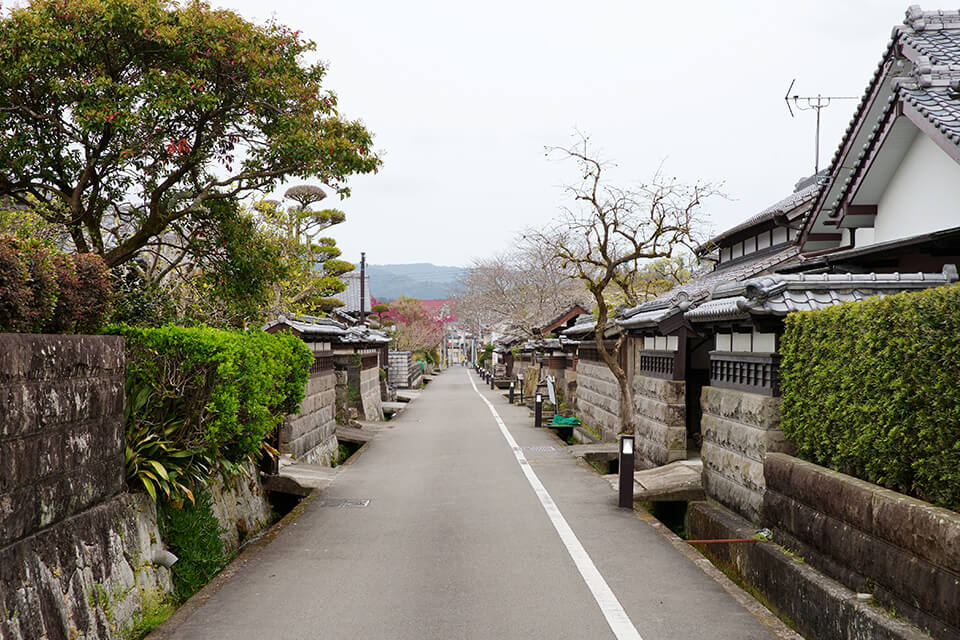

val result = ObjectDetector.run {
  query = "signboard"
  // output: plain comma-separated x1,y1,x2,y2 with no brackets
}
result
546,376,556,406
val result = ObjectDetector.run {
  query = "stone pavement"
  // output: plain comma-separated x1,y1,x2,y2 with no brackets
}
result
151,369,789,640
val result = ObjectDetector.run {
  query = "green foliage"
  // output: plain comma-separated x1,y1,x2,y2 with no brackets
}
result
780,284,960,511
157,491,228,602
478,344,494,365
123,600,175,640
254,191,352,318
0,233,113,333
0,0,381,267
166,200,287,328
124,379,212,504
109,262,177,328
112,325,313,487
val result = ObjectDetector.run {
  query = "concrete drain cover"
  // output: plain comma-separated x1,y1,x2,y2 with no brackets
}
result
316,498,370,508
522,446,557,452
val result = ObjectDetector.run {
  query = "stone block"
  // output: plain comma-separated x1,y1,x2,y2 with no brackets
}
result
701,415,794,463
764,453,960,590
632,374,685,405
764,487,960,635
633,393,684,426
701,386,782,430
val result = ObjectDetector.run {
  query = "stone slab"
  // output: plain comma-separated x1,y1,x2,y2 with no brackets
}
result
602,459,705,502
262,460,338,497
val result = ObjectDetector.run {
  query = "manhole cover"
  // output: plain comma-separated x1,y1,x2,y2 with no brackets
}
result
522,446,557,452
316,498,370,508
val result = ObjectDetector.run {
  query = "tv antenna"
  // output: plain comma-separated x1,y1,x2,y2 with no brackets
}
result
784,79,859,174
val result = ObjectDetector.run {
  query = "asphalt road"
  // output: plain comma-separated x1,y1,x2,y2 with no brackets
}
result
156,369,777,640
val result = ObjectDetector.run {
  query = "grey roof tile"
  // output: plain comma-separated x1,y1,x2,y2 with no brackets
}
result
685,265,959,322
805,7,960,238
700,179,821,250
622,245,801,316
335,270,371,313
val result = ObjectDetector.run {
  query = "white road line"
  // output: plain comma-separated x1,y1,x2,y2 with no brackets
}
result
468,372,643,640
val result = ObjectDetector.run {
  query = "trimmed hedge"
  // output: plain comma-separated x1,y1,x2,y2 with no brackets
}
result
112,325,313,464
780,284,960,511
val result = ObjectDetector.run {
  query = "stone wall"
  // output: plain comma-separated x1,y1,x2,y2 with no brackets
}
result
206,462,274,553
358,359,383,421
387,351,422,389
574,359,620,441
0,335,126,548
0,334,174,640
700,385,791,523
0,494,172,640
687,501,930,640
764,454,960,638
335,354,383,423
279,369,337,465
631,373,687,468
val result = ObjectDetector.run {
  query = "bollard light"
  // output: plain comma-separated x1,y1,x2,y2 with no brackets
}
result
509,381,515,404
618,435,635,508
535,393,543,428
518,374,524,403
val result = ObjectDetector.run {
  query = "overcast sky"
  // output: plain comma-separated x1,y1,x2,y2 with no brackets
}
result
222,0,914,267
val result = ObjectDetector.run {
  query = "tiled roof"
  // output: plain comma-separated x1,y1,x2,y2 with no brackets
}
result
336,270,371,314
617,308,671,329
700,178,821,251
900,84,960,143
562,314,597,337
340,326,391,344
684,264,959,322
803,7,960,244
264,315,346,338
622,245,801,317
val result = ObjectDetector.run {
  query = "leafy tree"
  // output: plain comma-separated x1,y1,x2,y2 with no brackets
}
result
163,200,288,327
257,184,353,317
529,134,720,435
390,297,442,353
371,303,390,326
0,0,380,267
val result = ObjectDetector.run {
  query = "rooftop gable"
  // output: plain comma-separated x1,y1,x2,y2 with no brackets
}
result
800,6,960,254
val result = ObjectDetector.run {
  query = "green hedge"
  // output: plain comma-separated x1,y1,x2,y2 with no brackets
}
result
780,284,960,511
112,325,313,468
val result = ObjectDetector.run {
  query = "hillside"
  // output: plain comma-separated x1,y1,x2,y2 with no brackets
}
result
366,263,467,302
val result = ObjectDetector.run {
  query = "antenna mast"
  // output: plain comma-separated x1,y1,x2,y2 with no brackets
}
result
784,79,859,174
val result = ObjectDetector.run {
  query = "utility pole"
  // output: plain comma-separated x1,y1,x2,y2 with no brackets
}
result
359,252,366,325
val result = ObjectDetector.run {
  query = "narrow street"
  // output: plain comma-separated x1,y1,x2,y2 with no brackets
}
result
155,369,777,640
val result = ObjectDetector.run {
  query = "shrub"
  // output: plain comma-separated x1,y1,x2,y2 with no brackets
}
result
0,233,113,333
70,253,113,333
0,234,30,331
780,284,960,511
157,491,228,602
111,325,313,500
20,240,58,332
46,252,113,334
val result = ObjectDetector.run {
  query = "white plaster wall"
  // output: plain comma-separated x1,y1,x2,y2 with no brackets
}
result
874,133,960,245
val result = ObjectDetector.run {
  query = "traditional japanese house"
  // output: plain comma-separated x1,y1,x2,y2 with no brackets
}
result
614,5,960,523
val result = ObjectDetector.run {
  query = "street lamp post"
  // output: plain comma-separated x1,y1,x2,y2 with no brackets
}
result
618,435,635,509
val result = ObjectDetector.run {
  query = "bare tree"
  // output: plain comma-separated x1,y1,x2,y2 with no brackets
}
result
455,234,588,340
528,134,721,435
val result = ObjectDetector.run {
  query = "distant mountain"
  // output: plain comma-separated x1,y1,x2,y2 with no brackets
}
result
366,263,466,302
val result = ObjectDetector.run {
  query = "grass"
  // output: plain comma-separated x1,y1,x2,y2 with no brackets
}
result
123,600,176,639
